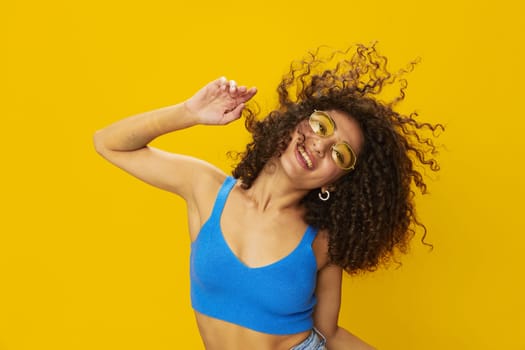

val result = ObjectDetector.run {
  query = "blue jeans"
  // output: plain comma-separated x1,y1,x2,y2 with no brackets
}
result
290,328,326,350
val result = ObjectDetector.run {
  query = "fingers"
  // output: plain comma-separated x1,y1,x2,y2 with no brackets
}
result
237,86,257,104
229,80,237,93
216,76,256,98
232,84,257,102
223,103,246,123
245,86,257,99
217,76,228,91
217,77,236,92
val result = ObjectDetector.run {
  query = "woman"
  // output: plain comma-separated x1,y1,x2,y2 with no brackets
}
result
94,44,442,350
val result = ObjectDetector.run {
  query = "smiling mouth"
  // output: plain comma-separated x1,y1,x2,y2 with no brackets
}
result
297,144,313,169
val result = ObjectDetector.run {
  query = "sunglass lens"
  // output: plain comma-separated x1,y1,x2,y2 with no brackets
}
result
309,111,335,137
331,143,356,170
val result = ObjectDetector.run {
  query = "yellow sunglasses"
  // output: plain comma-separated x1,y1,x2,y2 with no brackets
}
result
308,110,357,170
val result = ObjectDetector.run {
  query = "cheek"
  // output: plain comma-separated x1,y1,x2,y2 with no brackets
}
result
283,136,299,157
319,159,345,180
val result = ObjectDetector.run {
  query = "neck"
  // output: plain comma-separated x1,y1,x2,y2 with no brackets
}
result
242,161,308,213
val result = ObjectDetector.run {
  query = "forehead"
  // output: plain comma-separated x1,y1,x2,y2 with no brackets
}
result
326,109,364,154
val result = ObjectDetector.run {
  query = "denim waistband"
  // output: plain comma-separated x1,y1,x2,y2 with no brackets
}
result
290,328,326,350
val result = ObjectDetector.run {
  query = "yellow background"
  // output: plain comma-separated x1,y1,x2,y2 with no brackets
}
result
2,0,524,349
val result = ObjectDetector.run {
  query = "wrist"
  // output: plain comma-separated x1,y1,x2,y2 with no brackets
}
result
182,100,205,125
144,103,198,137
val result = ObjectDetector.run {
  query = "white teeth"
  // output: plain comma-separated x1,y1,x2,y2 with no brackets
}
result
298,145,313,169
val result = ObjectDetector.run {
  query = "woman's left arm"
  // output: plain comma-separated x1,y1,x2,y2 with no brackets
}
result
313,264,376,350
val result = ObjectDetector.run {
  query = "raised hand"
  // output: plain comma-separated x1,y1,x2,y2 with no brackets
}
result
184,77,257,125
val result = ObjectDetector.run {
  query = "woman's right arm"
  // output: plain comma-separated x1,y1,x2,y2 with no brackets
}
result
93,77,257,201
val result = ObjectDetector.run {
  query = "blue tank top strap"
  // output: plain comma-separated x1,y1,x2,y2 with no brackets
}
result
301,225,318,246
208,176,237,220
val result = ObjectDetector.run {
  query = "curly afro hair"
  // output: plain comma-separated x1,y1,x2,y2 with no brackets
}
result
230,43,444,275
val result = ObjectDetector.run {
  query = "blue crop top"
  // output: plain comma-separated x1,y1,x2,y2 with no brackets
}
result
190,176,318,335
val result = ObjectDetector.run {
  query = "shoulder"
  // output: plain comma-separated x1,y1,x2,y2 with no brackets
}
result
191,167,230,204
186,168,233,239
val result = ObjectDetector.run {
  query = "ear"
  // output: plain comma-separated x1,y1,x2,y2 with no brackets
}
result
322,185,336,192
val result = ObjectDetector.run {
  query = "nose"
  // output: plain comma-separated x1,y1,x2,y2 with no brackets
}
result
310,136,332,158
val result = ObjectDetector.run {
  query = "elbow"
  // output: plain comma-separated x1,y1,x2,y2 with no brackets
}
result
317,324,338,341
93,129,108,156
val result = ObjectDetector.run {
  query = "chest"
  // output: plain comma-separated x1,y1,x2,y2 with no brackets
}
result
190,205,319,317
192,178,330,270
220,204,309,268
190,215,319,334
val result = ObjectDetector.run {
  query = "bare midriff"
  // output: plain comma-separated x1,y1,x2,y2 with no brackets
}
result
194,311,311,350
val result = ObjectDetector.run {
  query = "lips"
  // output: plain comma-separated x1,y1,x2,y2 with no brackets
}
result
295,143,315,170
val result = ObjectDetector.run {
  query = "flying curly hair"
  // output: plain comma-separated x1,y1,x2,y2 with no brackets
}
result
229,43,444,275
